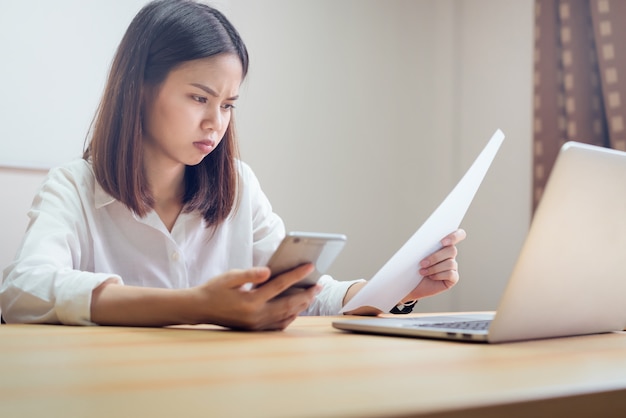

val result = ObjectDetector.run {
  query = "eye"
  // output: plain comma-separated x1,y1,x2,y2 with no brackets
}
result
221,103,236,110
192,95,208,104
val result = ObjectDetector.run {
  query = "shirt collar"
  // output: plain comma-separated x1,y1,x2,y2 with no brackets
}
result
94,180,117,209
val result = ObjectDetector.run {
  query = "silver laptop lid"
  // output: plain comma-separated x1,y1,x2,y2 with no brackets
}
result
488,141,626,342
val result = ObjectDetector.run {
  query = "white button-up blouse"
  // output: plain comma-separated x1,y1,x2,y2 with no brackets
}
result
0,159,360,324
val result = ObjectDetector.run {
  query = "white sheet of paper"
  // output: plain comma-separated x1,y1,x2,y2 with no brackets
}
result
341,129,505,313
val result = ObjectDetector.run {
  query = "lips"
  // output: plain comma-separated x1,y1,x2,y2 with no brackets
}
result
193,140,216,154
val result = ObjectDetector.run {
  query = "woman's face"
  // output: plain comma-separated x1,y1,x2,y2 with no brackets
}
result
142,53,243,168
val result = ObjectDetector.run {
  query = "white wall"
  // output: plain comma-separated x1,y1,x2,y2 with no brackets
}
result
228,0,534,312
0,0,148,168
0,0,533,313
449,0,533,311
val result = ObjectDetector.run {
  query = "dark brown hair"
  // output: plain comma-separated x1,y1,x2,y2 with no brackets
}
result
83,0,249,226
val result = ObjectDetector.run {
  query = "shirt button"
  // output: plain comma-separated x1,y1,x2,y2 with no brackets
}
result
171,251,180,262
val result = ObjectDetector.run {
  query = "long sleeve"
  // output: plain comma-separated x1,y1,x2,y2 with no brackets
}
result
302,275,366,316
1,162,122,325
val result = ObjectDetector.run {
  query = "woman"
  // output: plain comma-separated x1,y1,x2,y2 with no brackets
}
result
0,0,465,330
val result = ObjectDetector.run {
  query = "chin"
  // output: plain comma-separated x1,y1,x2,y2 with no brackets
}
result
186,159,205,167
184,153,209,166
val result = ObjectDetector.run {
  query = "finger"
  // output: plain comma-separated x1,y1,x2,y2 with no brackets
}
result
420,245,458,269
216,267,272,289
226,302,300,332
254,263,315,299
263,313,299,331
441,229,467,246
270,282,320,311
259,285,320,330
423,269,460,288
420,258,458,277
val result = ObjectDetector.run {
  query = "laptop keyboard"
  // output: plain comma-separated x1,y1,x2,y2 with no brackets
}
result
412,320,492,331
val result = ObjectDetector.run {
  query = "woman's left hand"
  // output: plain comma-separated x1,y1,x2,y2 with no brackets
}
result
403,228,467,301
342,228,467,316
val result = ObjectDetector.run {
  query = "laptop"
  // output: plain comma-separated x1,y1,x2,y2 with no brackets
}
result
333,141,626,343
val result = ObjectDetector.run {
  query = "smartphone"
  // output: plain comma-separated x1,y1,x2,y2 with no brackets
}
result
266,231,347,296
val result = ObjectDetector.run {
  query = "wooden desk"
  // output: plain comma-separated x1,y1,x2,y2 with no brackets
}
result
2,315,626,418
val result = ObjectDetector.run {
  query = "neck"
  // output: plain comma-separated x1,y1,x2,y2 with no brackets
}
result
144,158,186,232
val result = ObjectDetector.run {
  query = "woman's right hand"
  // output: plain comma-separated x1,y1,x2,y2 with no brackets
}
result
90,264,319,330
190,264,320,331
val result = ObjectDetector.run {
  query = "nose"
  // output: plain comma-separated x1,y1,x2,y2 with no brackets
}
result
201,106,223,132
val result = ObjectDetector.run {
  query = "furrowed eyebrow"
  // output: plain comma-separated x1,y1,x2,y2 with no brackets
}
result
190,83,239,101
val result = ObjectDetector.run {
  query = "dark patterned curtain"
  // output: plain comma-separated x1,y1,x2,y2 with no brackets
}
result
533,0,626,212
